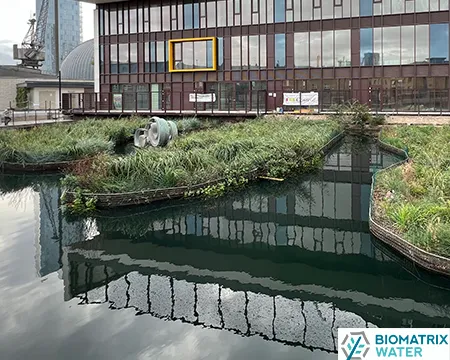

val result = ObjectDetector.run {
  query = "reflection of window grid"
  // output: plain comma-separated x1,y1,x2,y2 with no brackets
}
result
168,37,217,72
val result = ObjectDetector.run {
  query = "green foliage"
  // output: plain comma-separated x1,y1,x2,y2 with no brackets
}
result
184,176,250,199
0,117,148,164
61,117,341,196
15,88,30,109
328,100,385,131
174,116,222,133
62,188,97,215
375,125,450,258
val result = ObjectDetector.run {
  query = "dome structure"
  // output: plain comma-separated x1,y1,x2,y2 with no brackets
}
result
60,39,94,81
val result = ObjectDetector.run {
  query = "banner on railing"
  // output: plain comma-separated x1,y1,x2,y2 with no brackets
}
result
283,92,319,106
301,92,319,106
283,93,301,106
189,93,216,103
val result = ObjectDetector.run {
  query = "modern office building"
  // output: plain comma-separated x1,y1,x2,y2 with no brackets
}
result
79,0,450,113
37,0,83,75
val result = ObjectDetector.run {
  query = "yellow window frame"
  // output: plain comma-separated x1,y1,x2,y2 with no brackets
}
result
168,37,217,72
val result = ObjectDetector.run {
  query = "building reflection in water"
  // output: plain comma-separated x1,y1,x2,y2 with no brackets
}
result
17,138,450,353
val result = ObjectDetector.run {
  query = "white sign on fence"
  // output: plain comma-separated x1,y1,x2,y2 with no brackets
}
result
189,93,216,103
301,92,319,106
283,92,301,106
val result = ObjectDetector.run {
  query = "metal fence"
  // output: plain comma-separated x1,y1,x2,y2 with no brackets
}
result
2,89,449,126
66,89,450,116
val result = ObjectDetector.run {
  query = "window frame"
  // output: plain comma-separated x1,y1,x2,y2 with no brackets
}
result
168,37,218,72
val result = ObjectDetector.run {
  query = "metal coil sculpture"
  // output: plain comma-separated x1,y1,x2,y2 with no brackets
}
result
134,117,178,148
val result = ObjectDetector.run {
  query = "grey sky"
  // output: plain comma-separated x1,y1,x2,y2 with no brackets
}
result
0,0,94,65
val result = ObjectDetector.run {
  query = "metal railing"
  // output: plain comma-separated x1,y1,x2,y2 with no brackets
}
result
67,89,450,116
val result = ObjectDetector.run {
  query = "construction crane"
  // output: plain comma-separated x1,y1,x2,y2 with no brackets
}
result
13,0,49,69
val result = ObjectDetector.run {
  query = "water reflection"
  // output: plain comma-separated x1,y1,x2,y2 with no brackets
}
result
2,137,450,356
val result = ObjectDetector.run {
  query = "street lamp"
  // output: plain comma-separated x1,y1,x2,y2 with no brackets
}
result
58,70,62,111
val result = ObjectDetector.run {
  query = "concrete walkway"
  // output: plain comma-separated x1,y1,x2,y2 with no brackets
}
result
1,117,74,129
2,113,450,130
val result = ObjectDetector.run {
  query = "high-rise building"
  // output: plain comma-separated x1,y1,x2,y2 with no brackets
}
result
36,0,82,75
77,0,450,113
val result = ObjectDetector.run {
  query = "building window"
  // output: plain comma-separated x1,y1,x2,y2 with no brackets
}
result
231,35,267,69
144,42,150,72
119,43,129,73
267,0,274,23
382,26,400,65
275,33,285,67
217,1,226,26
334,30,351,67
110,44,118,73
322,0,333,18
150,42,156,72
302,0,312,20
130,43,138,73
184,3,200,29
401,25,414,65
430,23,449,64
207,1,216,27
143,5,149,32
360,28,374,65
100,44,104,73
274,0,286,22
415,25,429,64
169,37,217,72
322,31,334,67
150,5,161,32
359,0,372,16
217,37,224,70
104,8,109,35
157,41,166,72
159,5,169,31
241,0,251,25
99,9,104,36
110,9,117,35
130,8,137,34
118,7,123,34
310,31,321,67
294,32,309,67
231,36,241,69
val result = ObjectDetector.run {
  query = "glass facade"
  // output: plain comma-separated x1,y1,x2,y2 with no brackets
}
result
172,39,215,70
36,0,82,75
99,0,450,35
95,0,450,113
360,24,449,66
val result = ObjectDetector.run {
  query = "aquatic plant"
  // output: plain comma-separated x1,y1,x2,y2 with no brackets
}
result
0,117,148,164
328,100,386,131
62,117,341,196
374,125,450,258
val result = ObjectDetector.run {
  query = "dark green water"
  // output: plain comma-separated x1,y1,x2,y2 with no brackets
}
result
1,137,450,360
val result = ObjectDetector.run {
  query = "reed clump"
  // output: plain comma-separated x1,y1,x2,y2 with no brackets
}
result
375,125,450,258
62,116,341,194
0,117,148,164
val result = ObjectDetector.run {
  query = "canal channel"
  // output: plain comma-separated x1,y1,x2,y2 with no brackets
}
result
1,136,449,360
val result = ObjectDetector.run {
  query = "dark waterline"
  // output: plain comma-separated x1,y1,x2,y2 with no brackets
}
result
1,137,450,360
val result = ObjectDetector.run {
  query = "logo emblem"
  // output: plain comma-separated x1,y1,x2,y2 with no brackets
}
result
341,331,370,360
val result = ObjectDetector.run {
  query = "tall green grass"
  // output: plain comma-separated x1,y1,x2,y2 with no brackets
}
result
0,117,148,163
63,116,341,194
376,125,450,257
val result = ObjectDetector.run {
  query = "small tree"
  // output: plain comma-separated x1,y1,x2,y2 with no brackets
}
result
15,88,30,109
